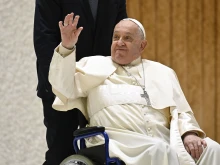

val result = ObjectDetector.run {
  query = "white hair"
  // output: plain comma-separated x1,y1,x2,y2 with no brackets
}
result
122,18,146,39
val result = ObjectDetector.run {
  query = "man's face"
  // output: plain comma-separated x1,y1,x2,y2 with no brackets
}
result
111,20,146,65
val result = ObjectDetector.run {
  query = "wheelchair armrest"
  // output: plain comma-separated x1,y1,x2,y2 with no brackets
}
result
74,126,105,137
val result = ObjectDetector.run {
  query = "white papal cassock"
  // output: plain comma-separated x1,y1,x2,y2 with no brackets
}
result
49,45,220,165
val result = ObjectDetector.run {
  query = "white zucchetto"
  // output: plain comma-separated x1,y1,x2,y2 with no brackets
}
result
123,18,146,39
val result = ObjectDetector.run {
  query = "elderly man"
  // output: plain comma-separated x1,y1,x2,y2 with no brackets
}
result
49,14,220,165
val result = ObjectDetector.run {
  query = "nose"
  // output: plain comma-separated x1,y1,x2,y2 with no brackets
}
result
116,38,125,46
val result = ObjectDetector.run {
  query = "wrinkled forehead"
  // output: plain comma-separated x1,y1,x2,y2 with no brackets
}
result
113,20,140,35
114,19,146,39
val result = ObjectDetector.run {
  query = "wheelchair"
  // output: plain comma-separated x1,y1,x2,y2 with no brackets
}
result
60,126,125,165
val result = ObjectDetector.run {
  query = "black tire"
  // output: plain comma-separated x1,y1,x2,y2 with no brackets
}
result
60,154,95,165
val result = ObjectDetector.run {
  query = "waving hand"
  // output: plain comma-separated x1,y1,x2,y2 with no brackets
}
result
58,13,83,49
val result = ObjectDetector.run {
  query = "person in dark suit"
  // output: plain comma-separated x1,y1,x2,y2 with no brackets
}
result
33,0,127,164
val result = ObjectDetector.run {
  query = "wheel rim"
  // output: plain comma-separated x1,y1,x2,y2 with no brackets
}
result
64,160,87,165
61,154,94,165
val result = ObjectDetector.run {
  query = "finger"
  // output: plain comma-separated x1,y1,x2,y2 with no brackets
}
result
72,15,80,29
64,14,70,26
188,143,196,159
68,12,74,26
193,142,200,160
75,27,83,38
198,140,203,157
59,21,64,30
201,139,207,148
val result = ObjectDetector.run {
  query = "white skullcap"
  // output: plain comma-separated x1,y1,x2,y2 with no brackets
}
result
122,18,146,39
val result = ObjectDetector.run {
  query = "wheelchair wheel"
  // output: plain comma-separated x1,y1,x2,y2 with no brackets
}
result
60,154,95,165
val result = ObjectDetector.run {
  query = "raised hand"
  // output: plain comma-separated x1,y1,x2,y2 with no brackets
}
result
58,13,83,49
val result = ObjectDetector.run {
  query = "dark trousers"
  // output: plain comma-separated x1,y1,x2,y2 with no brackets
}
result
42,97,79,165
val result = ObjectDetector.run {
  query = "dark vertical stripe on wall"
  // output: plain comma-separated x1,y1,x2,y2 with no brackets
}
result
156,0,171,67
170,0,173,69
214,0,218,142
187,0,203,124
216,0,220,143
171,0,187,93
126,0,140,19
201,0,205,130
155,0,158,61
140,0,156,60
186,0,189,99
202,0,216,139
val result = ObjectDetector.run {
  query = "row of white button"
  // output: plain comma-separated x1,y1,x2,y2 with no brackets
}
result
141,105,153,137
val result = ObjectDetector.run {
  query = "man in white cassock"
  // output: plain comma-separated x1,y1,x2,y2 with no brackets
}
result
49,13,220,165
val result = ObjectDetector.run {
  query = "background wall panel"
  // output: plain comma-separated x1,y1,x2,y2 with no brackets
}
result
127,0,141,19
171,0,187,93
187,0,203,127
127,0,220,142
155,0,171,67
140,0,156,61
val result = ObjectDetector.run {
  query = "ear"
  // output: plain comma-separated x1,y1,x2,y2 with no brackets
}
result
140,40,147,53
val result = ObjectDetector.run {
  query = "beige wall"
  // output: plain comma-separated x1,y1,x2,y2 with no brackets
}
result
127,0,220,142
0,0,46,164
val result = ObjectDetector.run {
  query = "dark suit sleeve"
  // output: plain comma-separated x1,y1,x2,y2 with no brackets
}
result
34,0,62,98
34,0,61,66
116,0,127,23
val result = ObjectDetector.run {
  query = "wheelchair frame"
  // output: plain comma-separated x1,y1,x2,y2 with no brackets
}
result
72,126,122,165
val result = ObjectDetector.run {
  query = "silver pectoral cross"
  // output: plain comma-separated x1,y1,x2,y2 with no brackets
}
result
141,90,151,105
